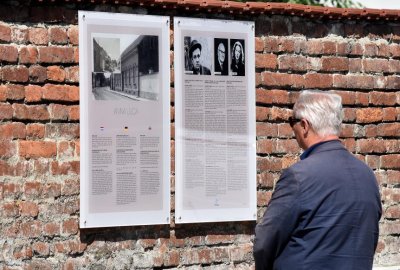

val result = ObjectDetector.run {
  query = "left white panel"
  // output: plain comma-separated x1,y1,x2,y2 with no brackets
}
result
79,11,170,228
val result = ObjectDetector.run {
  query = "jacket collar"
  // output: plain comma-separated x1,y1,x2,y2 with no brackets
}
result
300,139,344,160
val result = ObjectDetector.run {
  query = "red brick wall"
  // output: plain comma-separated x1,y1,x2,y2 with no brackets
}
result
0,1,399,269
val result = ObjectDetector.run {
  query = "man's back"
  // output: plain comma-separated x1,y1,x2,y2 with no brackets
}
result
254,140,382,270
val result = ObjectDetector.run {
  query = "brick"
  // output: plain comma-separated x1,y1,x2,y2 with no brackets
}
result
29,27,48,45
386,76,400,89
61,178,79,196
43,222,60,236
49,103,69,120
387,170,400,185
25,85,43,102
0,23,11,42
47,66,65,82
255,53,277,69
65,66,79,83
205,235,235,245
343,108,356,122
73,47,79,63
49,27,68,44
262,72,303,88
29,65,47,83
13,245,33,260
346,75,375,89
11,26,29,43
356,108,383,123
321,57,349,72
349,58,362,73
62,218,79,235
381,154,400,169
257,156,282,172
38,46,74,63
349,42,363,56
322,41,336,55
337,41,351,55
306,40,323,55
256,89,289,105
276,139,300,154
363,58,389,73
0,45,18,63
377,123,400,137
42,84,79,102
304,73,332,89
26,123,45,138
68,26,79,45
19,141,57,158
355,92,369,106
21,220,42,238
370,91,397,106
13,104,49,121
229,243,253,262
357,139,386,153
51,161,79,175
1,66,29,83
340,124,355,138
0,160,29,177
19,201,39,217
364,43,378,57
19,46,38,64
374,75,386,90
0,122,26,139
265,37,279,53
383,107,396,121
257,190,273,206
336,91,356,105
68,105,79,121
256,122,278,137
255,37,264,52
45,123,79,139
389,59,400,73
257,139,275,154
0,141,16,158
24,181,42,198
57,141,75,158
258,171,278,188
278,55,307,71
0,103,13,120
2,202,20,217
3,84,25,101
32,242,50,256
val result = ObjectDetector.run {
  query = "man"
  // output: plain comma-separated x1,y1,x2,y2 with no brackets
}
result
215,41,228,75
189,39,211,75
254,90,382,270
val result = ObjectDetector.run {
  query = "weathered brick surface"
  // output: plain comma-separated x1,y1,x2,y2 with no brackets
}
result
0,3,398,270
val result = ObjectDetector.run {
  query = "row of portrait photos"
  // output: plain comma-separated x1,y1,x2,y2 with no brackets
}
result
184,37,246,77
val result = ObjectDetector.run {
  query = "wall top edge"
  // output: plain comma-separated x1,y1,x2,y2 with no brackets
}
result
31,0,400,22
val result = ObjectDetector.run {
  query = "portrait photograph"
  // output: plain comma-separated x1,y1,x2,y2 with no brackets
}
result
184,36,212,75
214,38,228,76
230,39,245,76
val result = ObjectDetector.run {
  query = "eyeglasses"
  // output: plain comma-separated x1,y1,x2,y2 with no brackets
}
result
288,117,301,127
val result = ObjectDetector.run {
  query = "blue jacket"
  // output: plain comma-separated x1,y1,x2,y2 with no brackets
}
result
254,140,382,270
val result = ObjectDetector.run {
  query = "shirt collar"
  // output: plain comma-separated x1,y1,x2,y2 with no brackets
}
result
300,139,340,160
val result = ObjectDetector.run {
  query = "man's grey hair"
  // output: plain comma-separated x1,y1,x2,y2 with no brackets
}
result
293,90,343,137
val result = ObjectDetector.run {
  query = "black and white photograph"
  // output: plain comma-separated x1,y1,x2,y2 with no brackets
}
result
214,38,228,76
92,35,160,101
184,36,212,75
230,39,245,76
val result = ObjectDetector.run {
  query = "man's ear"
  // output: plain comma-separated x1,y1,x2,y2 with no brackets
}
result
301,119,310,136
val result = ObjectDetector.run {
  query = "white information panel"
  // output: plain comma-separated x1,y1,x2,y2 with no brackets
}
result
79,11,170,228
174,17,256,223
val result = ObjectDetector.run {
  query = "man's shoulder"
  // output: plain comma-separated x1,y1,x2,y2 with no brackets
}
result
202,66,211,74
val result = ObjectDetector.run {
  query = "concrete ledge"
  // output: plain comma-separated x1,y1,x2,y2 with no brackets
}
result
374,267,400,270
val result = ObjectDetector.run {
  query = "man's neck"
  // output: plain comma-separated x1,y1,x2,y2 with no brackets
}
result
306,135,339,150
